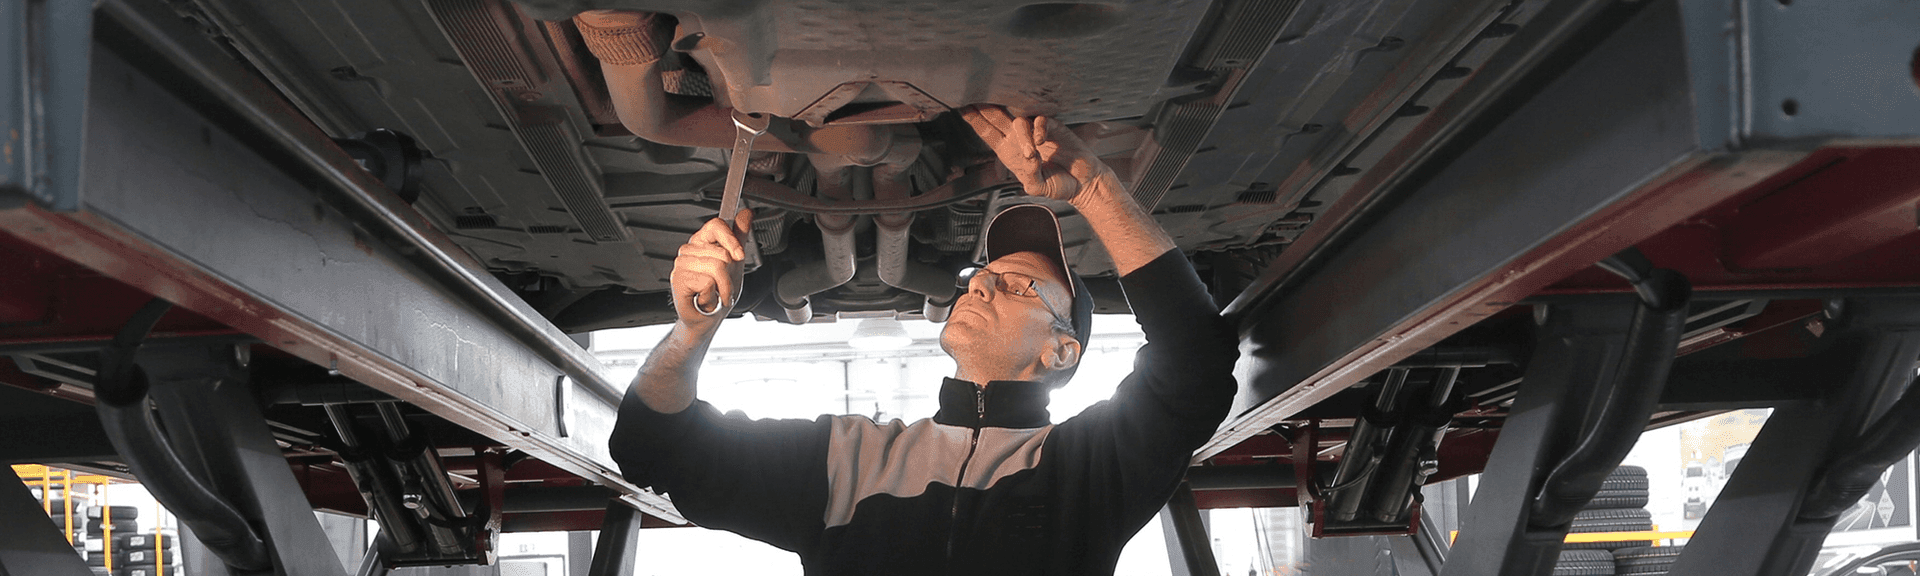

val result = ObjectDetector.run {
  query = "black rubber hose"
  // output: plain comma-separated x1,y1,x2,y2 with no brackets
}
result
93,300,274,570
97,402,274,571
93,298,273,571
1800,376,1920,520
1596,247,1668,310
1529,269,1689,528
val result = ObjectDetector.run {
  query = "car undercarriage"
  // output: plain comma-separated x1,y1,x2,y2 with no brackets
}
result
2,0,1919,574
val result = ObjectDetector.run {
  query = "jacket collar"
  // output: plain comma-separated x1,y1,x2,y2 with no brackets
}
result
933,377,1052,429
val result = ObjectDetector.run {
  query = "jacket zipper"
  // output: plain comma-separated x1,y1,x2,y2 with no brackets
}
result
946,384,987,562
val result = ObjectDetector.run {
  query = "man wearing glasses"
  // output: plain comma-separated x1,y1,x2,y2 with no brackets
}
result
610,105,1240,575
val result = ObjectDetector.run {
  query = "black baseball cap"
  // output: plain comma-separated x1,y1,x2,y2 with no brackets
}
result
983,204,1095,352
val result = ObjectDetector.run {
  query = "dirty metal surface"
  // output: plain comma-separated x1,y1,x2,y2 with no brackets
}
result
515,0,1212,124
0,44,680,523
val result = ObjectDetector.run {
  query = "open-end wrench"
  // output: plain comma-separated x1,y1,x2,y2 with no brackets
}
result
695,109,769,316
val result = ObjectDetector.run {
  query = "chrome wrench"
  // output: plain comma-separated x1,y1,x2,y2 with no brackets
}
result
695,109,769,316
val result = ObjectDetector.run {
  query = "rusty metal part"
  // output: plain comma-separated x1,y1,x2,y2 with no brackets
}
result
793,81,949,127
868,131,958,320
772,158,863,323
522,0,1209,126
572,10,897,161
718,165,1007,216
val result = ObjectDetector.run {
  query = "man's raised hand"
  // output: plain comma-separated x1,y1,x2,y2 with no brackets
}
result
670,209,753,327
960,105,1115,203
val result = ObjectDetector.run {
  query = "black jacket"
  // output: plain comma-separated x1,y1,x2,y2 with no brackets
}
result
609,249,1240,575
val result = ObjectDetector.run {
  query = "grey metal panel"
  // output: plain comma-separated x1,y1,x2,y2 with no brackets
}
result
1304,535,1397,576
0,39,677,522
1738,0,1920,143
1192,0,1920,459
513,0,1211,125
1667,298,1920,576
0,0,92,211
0,467,94,576
1204,0,1755,459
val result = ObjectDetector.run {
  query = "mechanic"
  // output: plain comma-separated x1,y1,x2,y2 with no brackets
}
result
608,105,1240,575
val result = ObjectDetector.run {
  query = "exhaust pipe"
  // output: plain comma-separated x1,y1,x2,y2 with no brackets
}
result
573,11,895,161
772,222,855,324
772,161,861,324
876,213,957,322
864,131,954,321
874,189,956,320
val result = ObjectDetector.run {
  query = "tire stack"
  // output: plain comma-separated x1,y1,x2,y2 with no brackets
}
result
83,505,141,541
1566,466,1654,550
79,505,141,576
1554,549,1616,576
1610,545,1685,576
114,531,181,576
1550,466,1657,575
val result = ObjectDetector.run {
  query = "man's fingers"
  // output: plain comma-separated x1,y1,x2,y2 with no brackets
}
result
1010,117,1041,162
677,242,737,263
672,269,717,308
672,258,735,313
732,208,755,239
692,216,745,260
963,104,1018,135
959,105,1009,143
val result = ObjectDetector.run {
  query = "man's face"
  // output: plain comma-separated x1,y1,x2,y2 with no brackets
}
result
940,251,1077,380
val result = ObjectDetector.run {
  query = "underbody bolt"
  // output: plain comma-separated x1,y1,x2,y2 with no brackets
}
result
403,494,424,510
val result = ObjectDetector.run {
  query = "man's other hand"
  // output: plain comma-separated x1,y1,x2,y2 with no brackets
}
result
670,209,753,327
961,105,1115,203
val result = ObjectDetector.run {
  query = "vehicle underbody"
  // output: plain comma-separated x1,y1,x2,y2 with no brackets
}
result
2,0,1918,574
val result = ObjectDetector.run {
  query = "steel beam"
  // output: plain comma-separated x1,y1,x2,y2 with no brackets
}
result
356,535,394,576
1667,297,1920,576
0,466,92,576
1439,302,1636,576
1204,0,1920,460
0,2,679,523
1161,484,1224,576
585,504,642,576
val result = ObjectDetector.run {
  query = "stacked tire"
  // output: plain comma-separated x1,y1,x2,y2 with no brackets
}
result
1553,550,1616,575
1611,545,1684,576
40,498,86,541
112,531,180,576
1549,466,1656,575
83,505,140,540
1565,467,1654,551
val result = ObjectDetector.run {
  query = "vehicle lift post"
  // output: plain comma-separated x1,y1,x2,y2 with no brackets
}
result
1666,297,1920,576
1443,256,1689,576
0,466,94,576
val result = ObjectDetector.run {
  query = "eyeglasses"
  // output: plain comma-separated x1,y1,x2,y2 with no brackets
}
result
956,267,1073,332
